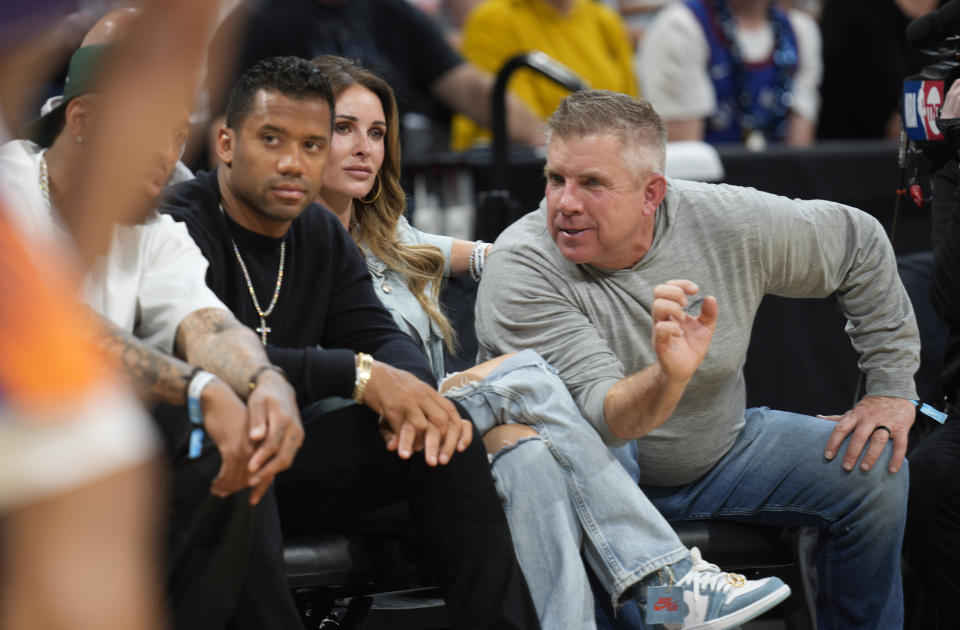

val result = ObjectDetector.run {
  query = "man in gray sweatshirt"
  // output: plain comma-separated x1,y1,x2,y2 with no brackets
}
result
476,90,919,630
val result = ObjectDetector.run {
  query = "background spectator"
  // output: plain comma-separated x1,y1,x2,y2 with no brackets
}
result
451,0,636,151
639,0,821,148
212,0,544,157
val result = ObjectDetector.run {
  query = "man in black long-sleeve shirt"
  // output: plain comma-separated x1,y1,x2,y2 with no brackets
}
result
161,56,540,630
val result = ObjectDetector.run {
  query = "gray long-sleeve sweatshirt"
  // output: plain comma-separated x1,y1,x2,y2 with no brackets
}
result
475,178,920,486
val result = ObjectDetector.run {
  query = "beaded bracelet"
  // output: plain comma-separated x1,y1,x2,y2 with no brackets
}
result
469,241,489,282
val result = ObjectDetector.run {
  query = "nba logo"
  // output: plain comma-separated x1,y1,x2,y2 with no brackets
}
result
904,80,946,141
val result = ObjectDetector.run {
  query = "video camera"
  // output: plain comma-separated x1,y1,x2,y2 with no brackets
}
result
903,0,960,147
898,5,960,423
893,0,960,217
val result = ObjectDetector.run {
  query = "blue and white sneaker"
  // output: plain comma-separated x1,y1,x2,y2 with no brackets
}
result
645,547,791,630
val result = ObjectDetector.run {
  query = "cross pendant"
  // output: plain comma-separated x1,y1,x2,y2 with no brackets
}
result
256,319,271,345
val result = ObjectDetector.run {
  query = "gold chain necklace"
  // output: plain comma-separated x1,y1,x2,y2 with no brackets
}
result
38,150,52,210
220,203,285,345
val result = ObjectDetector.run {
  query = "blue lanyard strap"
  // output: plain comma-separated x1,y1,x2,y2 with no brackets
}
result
912,399,948,424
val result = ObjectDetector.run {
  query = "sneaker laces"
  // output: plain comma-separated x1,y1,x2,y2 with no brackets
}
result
675,547,747,597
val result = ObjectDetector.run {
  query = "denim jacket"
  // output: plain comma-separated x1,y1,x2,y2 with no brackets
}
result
363,215,453,382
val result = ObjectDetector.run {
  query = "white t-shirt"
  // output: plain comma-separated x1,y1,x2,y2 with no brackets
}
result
0,139,227,353
0,139,163,508
638,1,822,123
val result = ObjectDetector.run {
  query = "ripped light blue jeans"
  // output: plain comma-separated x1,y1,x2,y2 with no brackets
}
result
443,350,688,630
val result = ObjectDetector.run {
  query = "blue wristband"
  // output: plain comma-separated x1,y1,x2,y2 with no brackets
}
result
188,428,205,459
187,370,216,458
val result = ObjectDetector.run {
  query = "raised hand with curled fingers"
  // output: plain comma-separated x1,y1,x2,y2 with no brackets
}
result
652,279,718,383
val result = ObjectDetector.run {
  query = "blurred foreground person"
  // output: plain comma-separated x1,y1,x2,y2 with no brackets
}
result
1,9,307,630
0,2,236,629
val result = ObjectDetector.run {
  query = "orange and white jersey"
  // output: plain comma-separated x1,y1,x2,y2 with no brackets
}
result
0,202,156,508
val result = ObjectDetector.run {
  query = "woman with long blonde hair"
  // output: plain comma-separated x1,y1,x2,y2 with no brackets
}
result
313,55,482,380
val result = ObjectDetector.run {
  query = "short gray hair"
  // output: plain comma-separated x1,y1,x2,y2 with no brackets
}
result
546,90,667,177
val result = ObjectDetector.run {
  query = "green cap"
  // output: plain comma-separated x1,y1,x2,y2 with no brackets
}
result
21,43,114,147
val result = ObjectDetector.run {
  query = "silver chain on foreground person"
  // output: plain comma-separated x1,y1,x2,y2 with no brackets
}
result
219,203,285,345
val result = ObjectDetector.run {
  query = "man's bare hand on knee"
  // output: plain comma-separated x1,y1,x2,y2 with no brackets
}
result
819,395,914,474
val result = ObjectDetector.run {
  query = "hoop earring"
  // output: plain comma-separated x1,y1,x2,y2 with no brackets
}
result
359,174,382,204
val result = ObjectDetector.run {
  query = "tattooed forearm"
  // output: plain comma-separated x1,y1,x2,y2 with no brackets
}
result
174,307,271,399
99,317,194,405
91,307,268,405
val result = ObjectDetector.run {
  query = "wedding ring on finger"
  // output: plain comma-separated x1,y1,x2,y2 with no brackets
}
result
872,425,892,437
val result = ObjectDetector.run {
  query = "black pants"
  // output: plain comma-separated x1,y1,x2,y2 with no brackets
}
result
904,415,960,630
155,403,304,630
275,401,541,630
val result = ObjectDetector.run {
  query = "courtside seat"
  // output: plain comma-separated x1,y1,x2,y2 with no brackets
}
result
283,517,811,630
284,535,374,591
284,502,445,629
283,518,796,590
285,501,427,591
671,520,794,571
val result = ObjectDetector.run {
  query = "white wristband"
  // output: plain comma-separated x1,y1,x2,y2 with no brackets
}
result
187,370,216,427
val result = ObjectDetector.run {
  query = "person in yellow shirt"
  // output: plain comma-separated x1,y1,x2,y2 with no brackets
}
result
451,0,637,151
